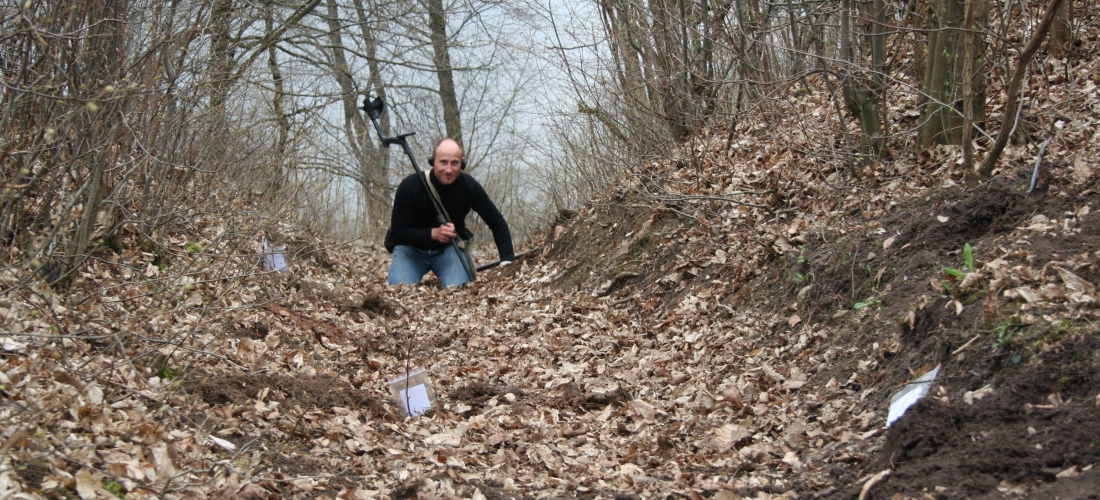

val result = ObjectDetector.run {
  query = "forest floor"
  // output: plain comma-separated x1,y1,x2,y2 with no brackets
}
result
5,10,1100,500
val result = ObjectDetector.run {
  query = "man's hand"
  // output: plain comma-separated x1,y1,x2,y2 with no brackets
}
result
432,223,456,243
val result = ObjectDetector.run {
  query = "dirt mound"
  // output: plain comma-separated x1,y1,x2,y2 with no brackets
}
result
341,292,401,317
184,372,389,418
558,382,632,412
824,334,1100,499
449,382,525,408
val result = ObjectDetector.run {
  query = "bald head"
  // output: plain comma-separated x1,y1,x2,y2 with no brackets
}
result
434,138,463,158
431,138,464,185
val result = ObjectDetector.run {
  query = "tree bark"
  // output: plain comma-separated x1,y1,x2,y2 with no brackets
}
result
1049,0,1074,57
649,0,690,143
918,0,989,149
66,0,132,279
426,0,463,145
265,0,290,195
840,0,884,163
353,0,394,239
961,0,978,175
978,0,1064,178
324,0,389,237
207,0,238,113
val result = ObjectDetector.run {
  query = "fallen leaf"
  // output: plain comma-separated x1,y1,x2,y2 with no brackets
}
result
721,384,743,408
150,443,176,481
964,385,994,404
1054,266,1096,294
1057,465,1079,478
75,469,98,500
429,433,461,447
713,423,752,449
208,435,237,451
1004,287,1040,303
788,314,801,327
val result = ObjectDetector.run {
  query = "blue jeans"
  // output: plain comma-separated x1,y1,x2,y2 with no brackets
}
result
387,245,471,287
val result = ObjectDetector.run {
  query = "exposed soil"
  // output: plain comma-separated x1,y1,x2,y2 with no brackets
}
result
263,303,355,345
754,173,1100,499
393,478,643,500
529,166,1100,499
14,461,49,489
823,334,1100,499
7,18,1100,496
184,371,390,419
449,382,525,408
558,382,632,412
341,291,400,318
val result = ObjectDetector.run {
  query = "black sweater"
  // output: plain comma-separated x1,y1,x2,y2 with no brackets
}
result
388,171,515,261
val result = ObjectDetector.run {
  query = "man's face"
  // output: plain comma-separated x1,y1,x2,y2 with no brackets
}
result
432,139,463,185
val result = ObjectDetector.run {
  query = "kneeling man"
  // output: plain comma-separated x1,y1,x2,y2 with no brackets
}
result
385,138,514,287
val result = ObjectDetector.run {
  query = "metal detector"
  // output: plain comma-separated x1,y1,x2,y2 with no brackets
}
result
361,96,476,282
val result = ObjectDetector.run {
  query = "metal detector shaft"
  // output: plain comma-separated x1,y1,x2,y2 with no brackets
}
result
361,95,475,281
475,247,540,272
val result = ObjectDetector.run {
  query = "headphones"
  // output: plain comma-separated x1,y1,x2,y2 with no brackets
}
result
427,138,467,170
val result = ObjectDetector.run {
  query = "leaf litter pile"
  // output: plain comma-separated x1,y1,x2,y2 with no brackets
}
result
5,21,1100,500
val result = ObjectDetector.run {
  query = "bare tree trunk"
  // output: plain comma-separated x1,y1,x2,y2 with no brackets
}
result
353,0,394,238
1049,0,1074,57
66,0,132,280
979,0,1064,177
265,0,290,195
807,10,860,179
785,0,806,80
650,0,690,142
918,0,989,149
871,0,887,142
599,0,668,147
961,0,978,175
208,0,238,113
425,0,463,145
324,0,388,237
839,0,884,163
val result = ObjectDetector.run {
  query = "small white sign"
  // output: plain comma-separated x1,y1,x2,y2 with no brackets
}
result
886,364,941,427
262,237,289,272
265,249,287,271
387,367,437,418
399,384,432,417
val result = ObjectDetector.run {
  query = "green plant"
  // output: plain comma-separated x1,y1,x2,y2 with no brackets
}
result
944,243,974,279
1057,361,1086,391
1028,319,1077,351
796,272,811,285
185,242,203,254
103,480,126,498
154,355,183,380
993,316,1022,349
627,234,651,260
158,365,183,380
854,296,881,310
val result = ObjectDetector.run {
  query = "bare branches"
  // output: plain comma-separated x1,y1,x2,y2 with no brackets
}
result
978,0,1065,178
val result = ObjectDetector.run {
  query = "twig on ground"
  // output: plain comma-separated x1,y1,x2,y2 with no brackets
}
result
858,469,892,500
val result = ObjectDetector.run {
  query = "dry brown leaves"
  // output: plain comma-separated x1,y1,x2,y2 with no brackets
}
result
4,15,1100,499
